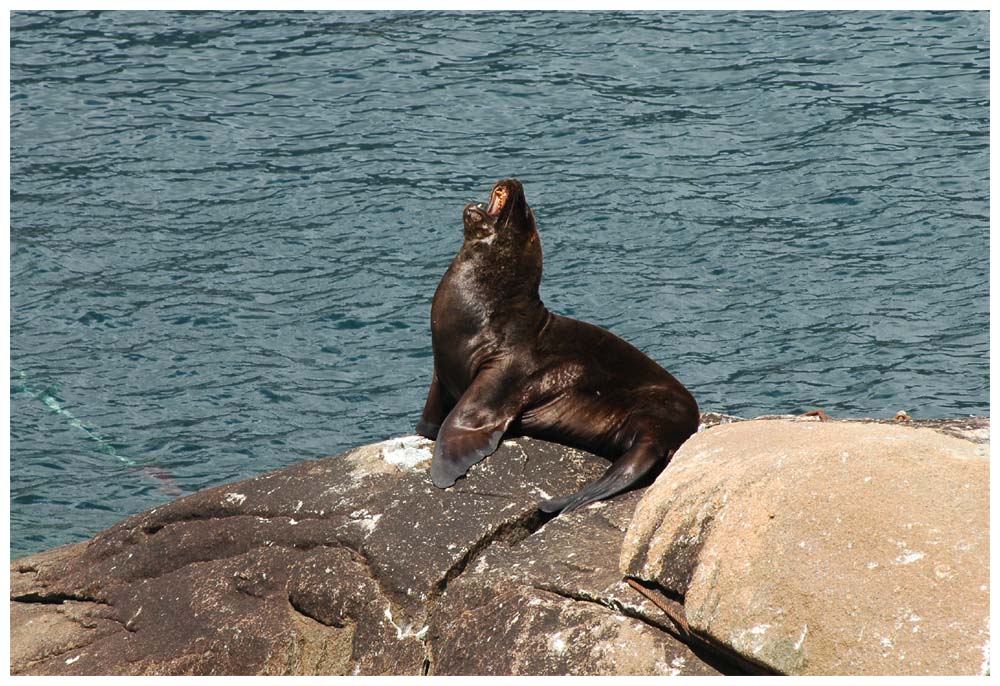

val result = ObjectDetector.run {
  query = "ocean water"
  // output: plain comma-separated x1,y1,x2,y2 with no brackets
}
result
10,10,989,557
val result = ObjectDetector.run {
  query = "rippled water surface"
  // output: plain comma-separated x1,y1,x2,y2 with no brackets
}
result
10,11,989,556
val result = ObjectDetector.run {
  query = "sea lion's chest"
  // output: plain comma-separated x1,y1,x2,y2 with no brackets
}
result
430,238,545,394
429,258,501,391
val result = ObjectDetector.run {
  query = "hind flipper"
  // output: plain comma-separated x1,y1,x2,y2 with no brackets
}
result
429,369,519,488
539,443,670,514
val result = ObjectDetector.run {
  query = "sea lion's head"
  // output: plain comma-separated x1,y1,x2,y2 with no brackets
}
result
486,178,536,233
459,179,543,296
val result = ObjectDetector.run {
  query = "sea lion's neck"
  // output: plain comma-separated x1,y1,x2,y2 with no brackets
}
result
457,229,544,317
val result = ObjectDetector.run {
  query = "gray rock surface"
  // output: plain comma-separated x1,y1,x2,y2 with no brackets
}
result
10,435,715,676
622,418,990,676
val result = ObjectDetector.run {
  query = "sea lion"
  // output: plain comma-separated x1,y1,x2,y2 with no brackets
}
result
415,179,699,514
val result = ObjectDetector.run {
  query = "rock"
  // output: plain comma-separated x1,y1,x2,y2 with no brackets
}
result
429,489,725,675
10,434,714,676
13,416,989,676
621,418,990,676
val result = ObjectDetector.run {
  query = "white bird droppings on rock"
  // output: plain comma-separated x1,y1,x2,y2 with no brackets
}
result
794,624,808,651
733,623,772,656
383,605,427,641
380,436,433,470
347,509,382,535
893,550,926,565
224,493,247,506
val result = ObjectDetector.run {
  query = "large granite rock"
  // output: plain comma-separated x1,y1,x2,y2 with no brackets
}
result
621,418,990,676
10,435,718,676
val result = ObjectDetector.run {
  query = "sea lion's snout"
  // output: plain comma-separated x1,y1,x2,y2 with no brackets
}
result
463,202,494,239
464,203,486,223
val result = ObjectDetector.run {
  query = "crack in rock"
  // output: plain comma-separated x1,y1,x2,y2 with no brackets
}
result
12,591,111,607
532,584,681,639
422,507,553,674
531,584,769,676
431,508,550,601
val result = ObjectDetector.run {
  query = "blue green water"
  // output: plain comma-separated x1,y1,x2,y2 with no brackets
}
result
10,11,989,557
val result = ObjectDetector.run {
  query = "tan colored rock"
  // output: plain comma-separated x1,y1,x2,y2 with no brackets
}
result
621,419,990,676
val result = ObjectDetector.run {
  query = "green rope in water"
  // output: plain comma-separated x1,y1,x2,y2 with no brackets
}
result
13,369,137,467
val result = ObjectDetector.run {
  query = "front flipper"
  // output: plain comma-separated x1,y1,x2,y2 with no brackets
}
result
415,368,455,440
429,369,519,489
539,443,672,515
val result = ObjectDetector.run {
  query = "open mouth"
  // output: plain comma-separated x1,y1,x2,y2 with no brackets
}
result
486,185,509,217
